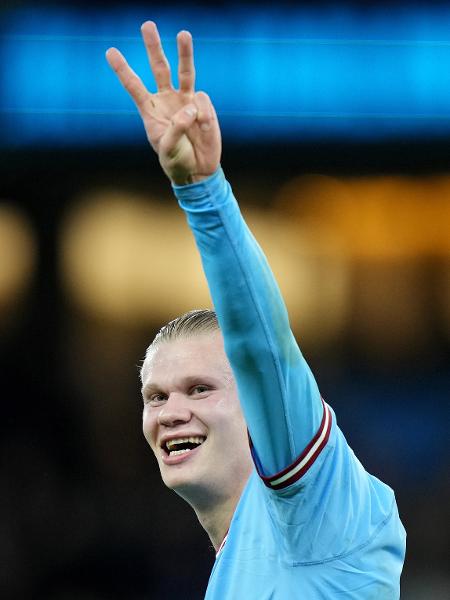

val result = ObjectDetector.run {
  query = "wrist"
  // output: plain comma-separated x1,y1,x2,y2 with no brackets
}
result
172,167,223,195
170,173,213,186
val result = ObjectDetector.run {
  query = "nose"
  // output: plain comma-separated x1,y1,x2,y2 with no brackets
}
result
157,392,192,427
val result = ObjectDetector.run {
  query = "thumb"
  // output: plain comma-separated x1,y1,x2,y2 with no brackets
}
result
159,104,198,155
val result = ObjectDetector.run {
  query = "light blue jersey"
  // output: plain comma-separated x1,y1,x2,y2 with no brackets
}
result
174,169,406,599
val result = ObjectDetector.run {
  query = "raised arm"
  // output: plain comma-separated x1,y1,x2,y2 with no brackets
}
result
107,23,325,482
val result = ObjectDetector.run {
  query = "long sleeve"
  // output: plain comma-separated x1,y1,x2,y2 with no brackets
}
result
173,168,325,478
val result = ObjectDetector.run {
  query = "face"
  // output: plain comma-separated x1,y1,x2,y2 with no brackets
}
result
141,332,253,505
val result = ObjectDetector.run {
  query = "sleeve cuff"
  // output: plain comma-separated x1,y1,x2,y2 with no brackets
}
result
172,167,226,203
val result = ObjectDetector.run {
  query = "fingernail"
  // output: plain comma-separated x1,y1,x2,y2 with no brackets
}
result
185,106,197,117
201,122,211,131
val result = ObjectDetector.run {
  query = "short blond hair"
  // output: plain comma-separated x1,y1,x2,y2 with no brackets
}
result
140,309,219,381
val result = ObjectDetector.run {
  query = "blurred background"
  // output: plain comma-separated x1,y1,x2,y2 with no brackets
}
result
0,1,449,598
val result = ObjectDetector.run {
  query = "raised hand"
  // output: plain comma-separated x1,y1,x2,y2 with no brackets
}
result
106,21,221,185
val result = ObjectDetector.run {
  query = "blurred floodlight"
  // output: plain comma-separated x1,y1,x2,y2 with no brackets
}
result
59,189,349,346
60,190,210,324
0,203,36,310
276,173,450,355
276,174,450,259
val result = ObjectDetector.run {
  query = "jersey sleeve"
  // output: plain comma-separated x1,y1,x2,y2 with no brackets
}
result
173,168,327,482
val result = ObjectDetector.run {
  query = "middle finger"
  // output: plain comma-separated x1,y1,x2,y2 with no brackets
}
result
177,30,195,94
141,21,173,92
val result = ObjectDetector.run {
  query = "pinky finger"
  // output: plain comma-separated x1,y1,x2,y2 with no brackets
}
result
106,47,150,110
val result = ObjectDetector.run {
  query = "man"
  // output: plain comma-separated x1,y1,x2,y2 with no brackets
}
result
106,21,406,598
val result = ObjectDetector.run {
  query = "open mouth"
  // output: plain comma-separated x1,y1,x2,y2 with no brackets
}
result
162,436,206,457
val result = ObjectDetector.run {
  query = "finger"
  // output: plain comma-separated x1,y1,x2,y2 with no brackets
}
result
177,30,195,94
159,104,198,154
195,91,215,131
141,21,173,92
106,47,150,110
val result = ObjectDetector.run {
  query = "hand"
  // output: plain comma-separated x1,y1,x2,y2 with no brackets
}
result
106,21,222,185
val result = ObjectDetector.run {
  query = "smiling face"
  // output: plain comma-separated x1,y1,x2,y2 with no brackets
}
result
141,332,253,507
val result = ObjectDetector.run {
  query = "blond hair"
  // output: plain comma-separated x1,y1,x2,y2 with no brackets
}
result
140,309,219,381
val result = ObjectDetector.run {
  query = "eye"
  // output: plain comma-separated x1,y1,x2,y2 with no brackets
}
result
190,384,210,396
144,393,167,406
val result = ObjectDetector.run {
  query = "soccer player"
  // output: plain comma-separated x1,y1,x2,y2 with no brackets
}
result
106,21,406,598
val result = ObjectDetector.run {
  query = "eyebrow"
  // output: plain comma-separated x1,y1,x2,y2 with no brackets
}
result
141,383,160,397
141,374,219,397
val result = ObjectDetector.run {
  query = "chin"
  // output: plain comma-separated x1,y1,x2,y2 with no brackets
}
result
162,469,213,505
160,465,197,492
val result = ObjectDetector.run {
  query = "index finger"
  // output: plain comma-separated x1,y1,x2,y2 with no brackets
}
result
105,47,150,110
177,30,195,94
141,21,173,92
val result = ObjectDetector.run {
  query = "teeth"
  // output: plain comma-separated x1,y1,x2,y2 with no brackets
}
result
166,436,205,451
170,448,192,456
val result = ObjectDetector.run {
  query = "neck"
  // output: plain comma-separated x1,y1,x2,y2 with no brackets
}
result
183,474,250,552
194,494,238,552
